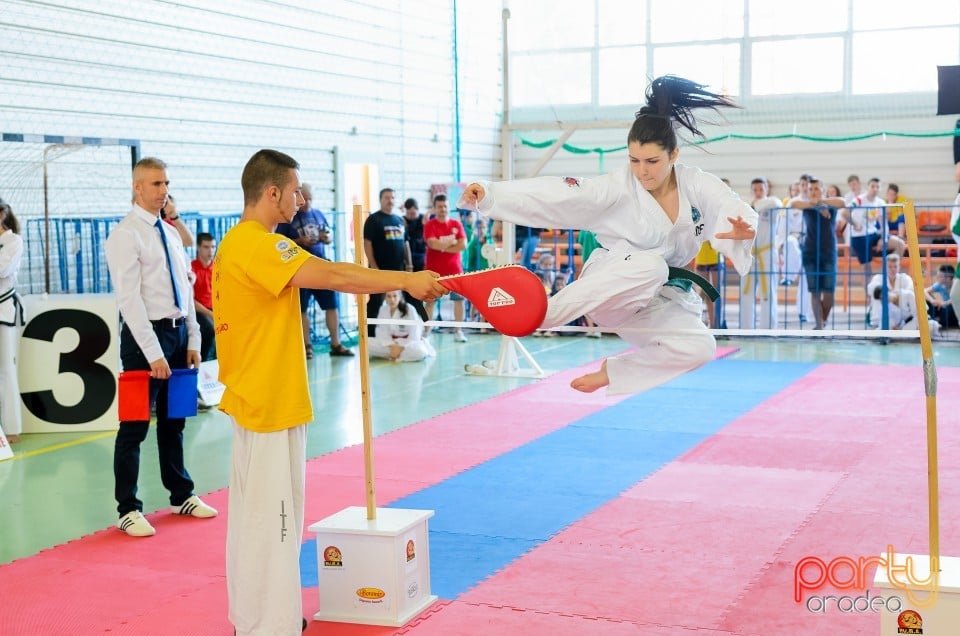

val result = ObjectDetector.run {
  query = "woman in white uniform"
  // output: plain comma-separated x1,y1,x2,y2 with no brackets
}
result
0,199,24,443
460,76,757,394
369,290,435,362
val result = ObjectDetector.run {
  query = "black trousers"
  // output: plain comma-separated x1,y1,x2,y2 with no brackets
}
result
115,321,195,516
196,311,216,360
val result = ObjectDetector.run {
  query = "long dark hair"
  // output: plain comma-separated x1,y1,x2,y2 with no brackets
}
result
0,198,19,234
628,76,740,153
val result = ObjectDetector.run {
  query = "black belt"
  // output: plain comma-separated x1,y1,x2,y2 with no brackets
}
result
151,317,186,329
667,266,720,301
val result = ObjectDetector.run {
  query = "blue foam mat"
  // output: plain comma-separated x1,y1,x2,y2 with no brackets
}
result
301,359,817,595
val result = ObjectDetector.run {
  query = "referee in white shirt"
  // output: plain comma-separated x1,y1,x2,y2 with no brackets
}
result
104,157,217,538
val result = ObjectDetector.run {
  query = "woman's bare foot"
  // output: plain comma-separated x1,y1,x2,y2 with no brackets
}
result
570,359,609,393
6,434,20,444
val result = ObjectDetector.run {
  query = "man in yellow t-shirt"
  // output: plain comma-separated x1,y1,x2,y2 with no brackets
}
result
216,149,447,636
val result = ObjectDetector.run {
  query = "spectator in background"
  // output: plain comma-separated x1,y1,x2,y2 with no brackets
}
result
161,193,194,248
369,290,435,362
278,183,354,358
694,239,724,328
104,157,215,538
826,184,842,198
782,181,800,207
403,197,426,272
364,188,417,336
464,215,491,275
843,175,862,205
782,173,813,324
516,224,544,271
424,194,468,341
867,253,917,330
534,251,557,292
739,177,782,329
924,264,957,330
843,177,905,283
463,215,492,328
191,232,217,361
885,183,914,238
0,198,24,444
792,177,843,330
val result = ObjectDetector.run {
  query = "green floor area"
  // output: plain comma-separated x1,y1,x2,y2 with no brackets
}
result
2,332,956,564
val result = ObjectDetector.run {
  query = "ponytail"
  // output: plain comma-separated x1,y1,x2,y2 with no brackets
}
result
0,199,19,234
628,75,740,152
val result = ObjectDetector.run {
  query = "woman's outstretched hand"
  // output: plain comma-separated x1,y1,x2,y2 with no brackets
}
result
715,216,756,240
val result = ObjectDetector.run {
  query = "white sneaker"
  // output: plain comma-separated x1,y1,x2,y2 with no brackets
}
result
586,331,601,338
118,511,156,537
453,330,468,343
171,495,218,518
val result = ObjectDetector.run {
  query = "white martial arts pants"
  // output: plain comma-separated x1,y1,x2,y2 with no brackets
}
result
368,339,434,362
0,324,21,436
870,290,918,330
543,248,715,395
227,418,306,636
782,234,811,321
739,245,778,329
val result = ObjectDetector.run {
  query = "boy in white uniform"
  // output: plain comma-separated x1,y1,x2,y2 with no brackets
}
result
739,177,782,329
460,76,757,395
867,253,917,329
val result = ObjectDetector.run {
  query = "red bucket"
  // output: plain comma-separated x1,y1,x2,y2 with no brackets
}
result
118,370,151,421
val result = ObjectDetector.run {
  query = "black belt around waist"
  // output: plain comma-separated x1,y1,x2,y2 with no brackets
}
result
666,266,720,301
151,317,186,329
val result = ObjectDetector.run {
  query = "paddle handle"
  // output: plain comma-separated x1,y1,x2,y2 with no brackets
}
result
353,204,377,520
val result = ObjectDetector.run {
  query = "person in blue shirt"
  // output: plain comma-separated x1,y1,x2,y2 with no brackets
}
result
277,183,354,358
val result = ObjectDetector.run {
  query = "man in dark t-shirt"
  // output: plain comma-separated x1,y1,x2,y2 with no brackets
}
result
363,188,418,334
403,197,427,272
794,177,841,330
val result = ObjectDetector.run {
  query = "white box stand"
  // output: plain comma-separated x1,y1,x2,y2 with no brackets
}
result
874,553,960,634
308,506,438,626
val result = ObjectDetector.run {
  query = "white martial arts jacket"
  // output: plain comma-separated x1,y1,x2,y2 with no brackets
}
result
0,230,24,326
464,163,758,277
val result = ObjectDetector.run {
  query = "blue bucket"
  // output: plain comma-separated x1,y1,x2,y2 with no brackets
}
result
167,368,199,418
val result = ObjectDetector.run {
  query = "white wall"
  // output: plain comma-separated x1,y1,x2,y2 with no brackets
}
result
0,0,504,218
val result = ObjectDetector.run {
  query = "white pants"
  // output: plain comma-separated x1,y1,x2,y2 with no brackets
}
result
543,248,715,395
227,418,306,636
870,290,918,329
369,339,434,362
782,234,812,320
739,245,778,329
0,324,21,436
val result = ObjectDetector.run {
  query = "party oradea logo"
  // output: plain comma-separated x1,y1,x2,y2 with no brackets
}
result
794,545,938,614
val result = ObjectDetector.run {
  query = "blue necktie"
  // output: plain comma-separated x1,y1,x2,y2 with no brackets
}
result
155,219,182,310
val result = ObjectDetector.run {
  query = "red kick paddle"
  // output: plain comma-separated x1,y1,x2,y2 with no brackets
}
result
438,265,547,337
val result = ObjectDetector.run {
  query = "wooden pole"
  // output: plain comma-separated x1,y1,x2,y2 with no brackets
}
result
352,204,377,520
900,200,940,574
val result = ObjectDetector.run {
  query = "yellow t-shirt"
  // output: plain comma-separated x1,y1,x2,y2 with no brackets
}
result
213,221,313,432
694,241,721,267
887,194,908,223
